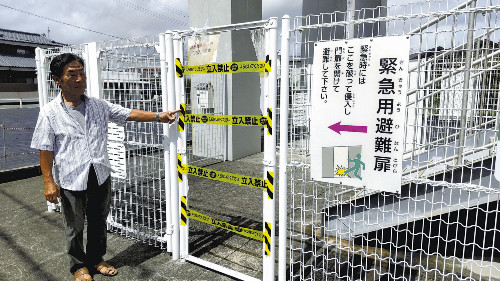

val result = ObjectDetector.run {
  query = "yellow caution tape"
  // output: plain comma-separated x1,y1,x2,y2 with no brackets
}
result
184,113,267,127
180,196,187,226
175,58,184,78
264,221,271,256
265,171,274,199
177,154,183,182
175,57,271,78
265,55,271,73
179,164,267,191
178,103,186,131
266,108,272,135
187,208,264,241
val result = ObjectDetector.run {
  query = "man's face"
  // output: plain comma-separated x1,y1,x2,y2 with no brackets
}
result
53,60,86,97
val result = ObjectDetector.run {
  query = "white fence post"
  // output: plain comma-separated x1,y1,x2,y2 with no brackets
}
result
278,14,290,281
160,32,173,253
85,42,102,99
263,17,278,281
35,48,45,108
174,33,189,260
36,47,55,213
39,48,49,109
166,31,180,260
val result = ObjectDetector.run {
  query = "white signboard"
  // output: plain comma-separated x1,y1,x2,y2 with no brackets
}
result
311,36,410,193
107,123,126,179
188,34,220,66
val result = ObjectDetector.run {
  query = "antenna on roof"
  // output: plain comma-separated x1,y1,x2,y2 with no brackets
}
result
47,27,50,39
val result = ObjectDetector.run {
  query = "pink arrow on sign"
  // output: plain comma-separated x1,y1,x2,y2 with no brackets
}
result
328,121,367,135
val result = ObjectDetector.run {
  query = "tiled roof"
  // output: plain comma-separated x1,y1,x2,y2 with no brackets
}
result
0,28,63,46
0,54,36,68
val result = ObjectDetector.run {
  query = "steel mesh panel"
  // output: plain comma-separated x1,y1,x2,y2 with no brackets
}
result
41,36,169,248
288,1,500,280
98,35,168,248
182,70,227,167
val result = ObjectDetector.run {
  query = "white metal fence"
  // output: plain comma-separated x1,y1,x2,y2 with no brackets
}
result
35,18,279,280
283,0,500,280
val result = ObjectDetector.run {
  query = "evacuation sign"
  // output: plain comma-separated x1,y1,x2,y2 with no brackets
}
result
310,36,410,193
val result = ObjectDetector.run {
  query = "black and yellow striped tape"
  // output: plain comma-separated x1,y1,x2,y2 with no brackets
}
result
184,113,267,127
265,171,274,200
175,59,270,76
266,108,272,135
265,55,271,73
178,103,186,131
177,154,183,182
175,58,183,78
180,196,187,226
179,164,267,191
264,222,271,256
187,208,264,241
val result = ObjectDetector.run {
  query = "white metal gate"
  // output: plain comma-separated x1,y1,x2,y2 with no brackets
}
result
282,0,500,280
170,18,279,280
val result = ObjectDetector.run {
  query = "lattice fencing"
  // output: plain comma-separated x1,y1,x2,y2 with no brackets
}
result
286,0,500,280
35,33,230,249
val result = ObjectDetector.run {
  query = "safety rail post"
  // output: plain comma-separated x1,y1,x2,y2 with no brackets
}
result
166,31,180,260
263,17,278,281
278,14,290,281
159,32,173,253
174,33,189,260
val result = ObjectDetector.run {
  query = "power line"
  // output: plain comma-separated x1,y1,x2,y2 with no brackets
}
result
138,0,188,19
0,3,124,40
112,0,188,26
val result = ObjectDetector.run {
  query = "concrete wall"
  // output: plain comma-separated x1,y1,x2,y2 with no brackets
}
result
189,0,263,161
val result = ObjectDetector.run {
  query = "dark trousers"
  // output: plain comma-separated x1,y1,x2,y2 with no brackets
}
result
60,165,112,274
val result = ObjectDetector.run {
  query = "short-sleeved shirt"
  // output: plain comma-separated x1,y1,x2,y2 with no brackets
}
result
31,94,131,191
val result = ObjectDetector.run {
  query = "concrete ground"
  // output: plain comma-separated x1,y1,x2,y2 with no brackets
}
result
0,153,278,281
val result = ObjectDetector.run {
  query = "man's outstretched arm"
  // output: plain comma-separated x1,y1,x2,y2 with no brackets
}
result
126,109,181,124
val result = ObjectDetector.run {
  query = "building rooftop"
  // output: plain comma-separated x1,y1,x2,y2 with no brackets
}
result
0,53,36,69
0,28,63,47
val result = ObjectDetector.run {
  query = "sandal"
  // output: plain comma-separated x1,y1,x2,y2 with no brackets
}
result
95,261,118,276
74,267,92,281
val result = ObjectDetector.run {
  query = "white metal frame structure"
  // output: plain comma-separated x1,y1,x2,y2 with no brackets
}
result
35,20,280,279
281,0,500,280
171,18,278,281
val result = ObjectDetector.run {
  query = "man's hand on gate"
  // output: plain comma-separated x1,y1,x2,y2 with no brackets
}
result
159,109,182,124
44,181,61,204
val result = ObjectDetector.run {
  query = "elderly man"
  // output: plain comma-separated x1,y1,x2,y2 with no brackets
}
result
31,53,179,281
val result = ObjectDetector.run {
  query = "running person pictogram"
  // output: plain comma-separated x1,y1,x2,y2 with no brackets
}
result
344,154,365,180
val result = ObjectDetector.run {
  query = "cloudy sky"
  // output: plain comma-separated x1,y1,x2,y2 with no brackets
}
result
0,0,302,45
